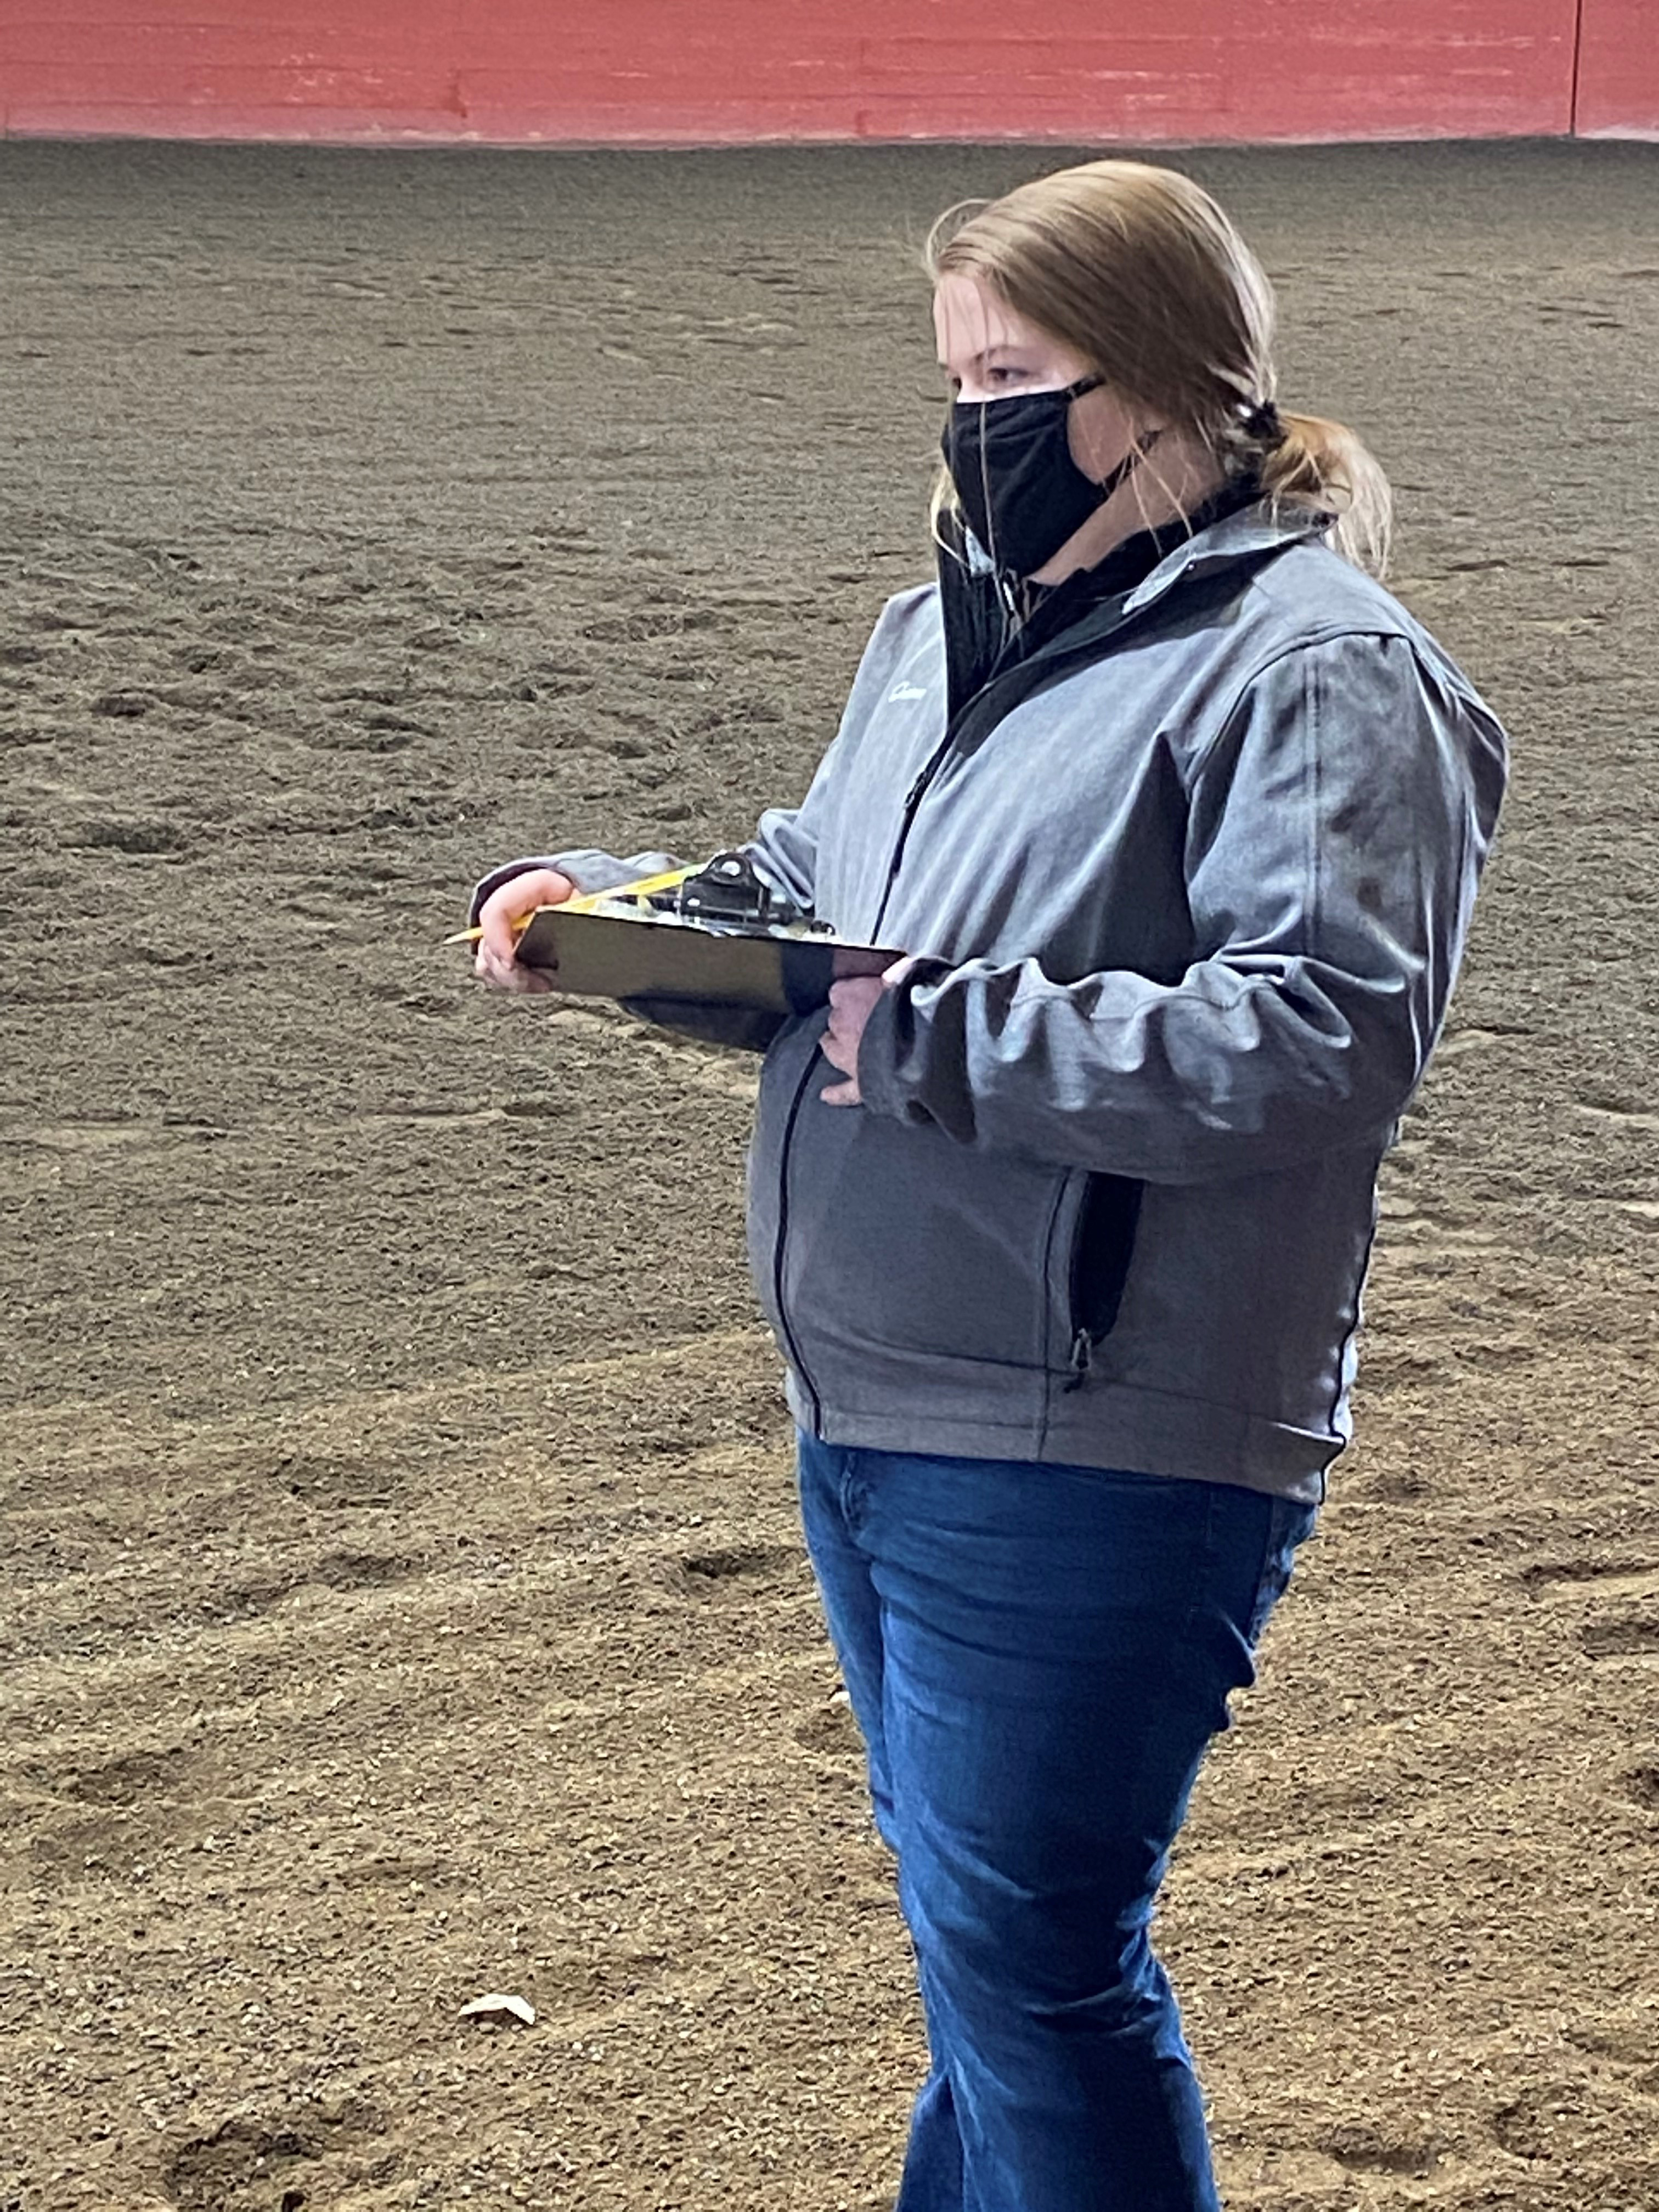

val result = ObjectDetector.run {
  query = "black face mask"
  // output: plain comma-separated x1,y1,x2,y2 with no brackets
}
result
941,376,1155,580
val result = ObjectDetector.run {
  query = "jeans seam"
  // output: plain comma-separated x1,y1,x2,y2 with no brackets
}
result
1178,1479,1225,1644
839,1446,870,1537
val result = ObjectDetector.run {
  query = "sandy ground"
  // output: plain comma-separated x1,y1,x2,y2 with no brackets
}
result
2,134,1658,2212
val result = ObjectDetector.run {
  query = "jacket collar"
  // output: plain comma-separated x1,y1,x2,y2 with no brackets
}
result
936,500,1327,759
1119,500,1330,616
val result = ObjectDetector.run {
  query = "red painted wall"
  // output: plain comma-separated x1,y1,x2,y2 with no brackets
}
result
1575,0,1659,138
0,0,1596,146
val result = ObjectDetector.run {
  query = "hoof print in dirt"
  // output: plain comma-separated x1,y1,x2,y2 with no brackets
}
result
70,815,189,854
61,1744,194,1809
793,1699,863,1758
681,1542,800,1587
305,1549,415,1592
1581,1616,1659,1659
276,1453,402,1509
1318,2124,1440,2177
1492,2091,1573,2161
205,1550,414,1623
1360,1465,1427,1504
161,2102,382,2210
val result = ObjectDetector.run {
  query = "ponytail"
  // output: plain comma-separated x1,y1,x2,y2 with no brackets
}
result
1255,408,1392,578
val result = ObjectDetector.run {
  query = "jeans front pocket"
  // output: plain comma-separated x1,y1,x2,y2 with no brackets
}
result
1245,1494,1320,1647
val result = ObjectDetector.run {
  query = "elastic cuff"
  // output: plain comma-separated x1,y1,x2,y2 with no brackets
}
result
855,956,951,1118
467,856,566,926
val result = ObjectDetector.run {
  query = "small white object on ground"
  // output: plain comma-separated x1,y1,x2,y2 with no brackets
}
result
459,1991,536,2027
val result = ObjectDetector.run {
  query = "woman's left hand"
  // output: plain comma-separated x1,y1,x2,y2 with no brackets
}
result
821,959,915,1107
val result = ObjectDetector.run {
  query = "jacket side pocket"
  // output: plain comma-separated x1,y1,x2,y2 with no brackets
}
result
1064,1172,1144,1387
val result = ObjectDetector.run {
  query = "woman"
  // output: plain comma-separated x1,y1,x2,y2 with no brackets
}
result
472,160,1508,2212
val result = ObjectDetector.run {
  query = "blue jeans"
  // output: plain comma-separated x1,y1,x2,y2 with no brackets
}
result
796,1435,1316,2212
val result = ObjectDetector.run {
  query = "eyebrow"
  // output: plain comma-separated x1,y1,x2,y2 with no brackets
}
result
935,343,1030,371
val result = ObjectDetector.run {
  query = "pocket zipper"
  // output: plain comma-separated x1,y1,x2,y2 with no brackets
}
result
1060,1173,1144,1392
1066,1328,1094,1391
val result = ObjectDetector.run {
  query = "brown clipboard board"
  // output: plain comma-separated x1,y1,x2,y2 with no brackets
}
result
512,905,900,1017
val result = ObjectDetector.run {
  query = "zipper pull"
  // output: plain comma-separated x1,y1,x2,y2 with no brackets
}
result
1065,1329,1093,1392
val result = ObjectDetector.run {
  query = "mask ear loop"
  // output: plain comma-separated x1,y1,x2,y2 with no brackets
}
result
977,394,997,579
1093,424,1164,509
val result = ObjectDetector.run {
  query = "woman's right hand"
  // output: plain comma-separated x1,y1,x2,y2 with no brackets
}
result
473,866,575,994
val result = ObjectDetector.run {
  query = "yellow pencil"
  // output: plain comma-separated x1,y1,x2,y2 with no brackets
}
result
563,865,698,913
444,918,529,946
445,864,698,945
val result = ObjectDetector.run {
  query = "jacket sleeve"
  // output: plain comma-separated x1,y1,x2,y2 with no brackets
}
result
855,632,1508,1185
469,848,685,921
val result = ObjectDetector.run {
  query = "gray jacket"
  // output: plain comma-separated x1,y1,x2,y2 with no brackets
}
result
481,505,1508,1503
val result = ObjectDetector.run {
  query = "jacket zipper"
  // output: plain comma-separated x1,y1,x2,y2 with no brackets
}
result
870,738,955,945
771,1047,825,1434
869,620,1115,943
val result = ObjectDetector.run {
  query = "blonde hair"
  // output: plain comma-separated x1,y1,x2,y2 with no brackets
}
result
927,160,1391,577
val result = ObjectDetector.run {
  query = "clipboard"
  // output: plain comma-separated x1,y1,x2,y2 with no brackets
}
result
513,904,900,1017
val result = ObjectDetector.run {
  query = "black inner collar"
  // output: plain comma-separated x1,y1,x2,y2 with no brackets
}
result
939,477,1262,721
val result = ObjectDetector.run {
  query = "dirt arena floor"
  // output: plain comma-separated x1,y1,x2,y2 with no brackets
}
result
3,134,1658,2212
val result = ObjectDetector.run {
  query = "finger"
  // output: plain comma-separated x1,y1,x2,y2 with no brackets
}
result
820,1078,861,1107
479,901,526,966
476,943,549,994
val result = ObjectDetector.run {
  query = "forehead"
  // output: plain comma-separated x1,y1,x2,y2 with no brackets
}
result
932,270,1055,365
